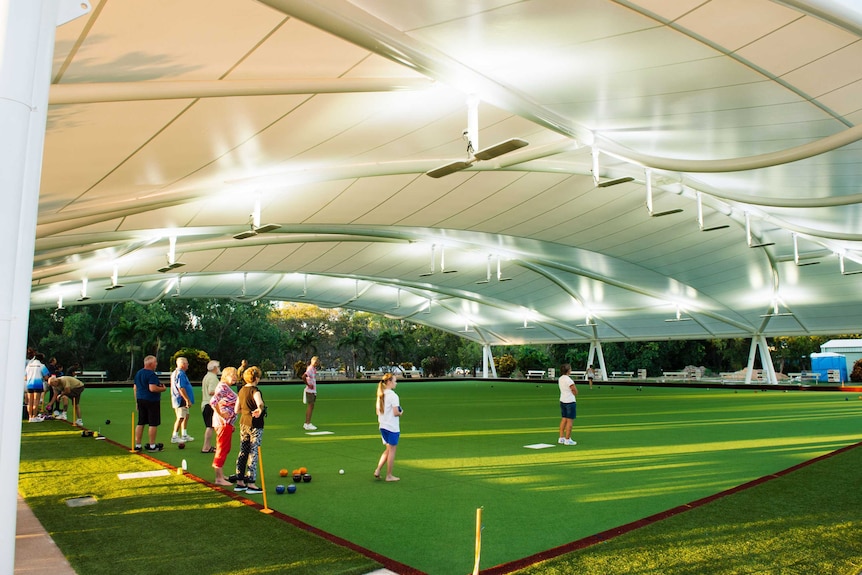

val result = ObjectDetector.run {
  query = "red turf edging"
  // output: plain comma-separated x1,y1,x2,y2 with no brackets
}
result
479,440,862,575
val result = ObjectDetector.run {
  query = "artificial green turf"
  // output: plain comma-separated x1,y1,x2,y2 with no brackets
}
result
27,381,862,574
17,425,380,575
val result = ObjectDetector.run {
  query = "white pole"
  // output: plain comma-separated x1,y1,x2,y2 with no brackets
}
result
0,1,89,572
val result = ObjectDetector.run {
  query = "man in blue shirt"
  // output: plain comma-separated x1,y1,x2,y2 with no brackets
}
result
134,355,166,451
170,357,195,443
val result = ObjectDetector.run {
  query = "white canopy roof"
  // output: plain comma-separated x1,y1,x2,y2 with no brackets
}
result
31,0,862,345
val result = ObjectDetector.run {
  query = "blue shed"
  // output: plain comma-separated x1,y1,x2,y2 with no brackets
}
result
810,352,847,383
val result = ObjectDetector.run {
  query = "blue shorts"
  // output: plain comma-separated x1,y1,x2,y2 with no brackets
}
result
560,401,577,419
26,382,44,393
380,428,400,446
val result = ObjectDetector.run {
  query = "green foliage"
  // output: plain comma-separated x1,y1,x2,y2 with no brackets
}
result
170,348,210,381
421,355,447,377
852,358,862,382
516,345,552,372
495,353,517,377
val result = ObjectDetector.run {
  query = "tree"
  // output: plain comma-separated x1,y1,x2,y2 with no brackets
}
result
338,330,368,378
108,317,141,380
374,329,405,366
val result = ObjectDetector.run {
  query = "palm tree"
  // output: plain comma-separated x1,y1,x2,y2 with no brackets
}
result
374,329,405,367
107,317,140,380
338,330,368,378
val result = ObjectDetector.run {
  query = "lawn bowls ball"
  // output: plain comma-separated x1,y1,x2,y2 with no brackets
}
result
279,468,288,477
302,473,312,483
178,442,185,449
105,419,111,425
339,469,345,475
287,484,297,494
293,473,302,482
275,484,286,494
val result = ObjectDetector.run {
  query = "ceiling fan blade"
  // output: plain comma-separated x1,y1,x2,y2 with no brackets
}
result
254,223,281,234
650,208,684,217
597,176,635,188
426,160,473,178
233,229,258,240
473,138,529,161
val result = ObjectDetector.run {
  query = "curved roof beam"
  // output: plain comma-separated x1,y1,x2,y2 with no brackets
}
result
48,78,434,105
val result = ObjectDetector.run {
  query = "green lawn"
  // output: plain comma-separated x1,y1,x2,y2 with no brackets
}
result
19,381,862,574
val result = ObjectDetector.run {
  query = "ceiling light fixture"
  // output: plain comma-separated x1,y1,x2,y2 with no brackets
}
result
297,274,308,298
426,98,528,177
745,213,774,248
696,192,729,232
838,253,862,275
476,255,491,285
497,257,512,282
793,233,820,266
171,275,182,297
56,295,65,310
591,147,636,188
646,168,683,217
77,278,90,302
419,244,436,277
664,307,693,322
441,245,457,273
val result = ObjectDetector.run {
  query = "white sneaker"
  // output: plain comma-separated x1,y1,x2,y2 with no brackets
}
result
305,423,317,431
31,415,45,422
180,435,194,442
53,410,60,417
565,438,577,446
170,436,182,443
558,437,566,444
58,412,68,421
75,419,83,426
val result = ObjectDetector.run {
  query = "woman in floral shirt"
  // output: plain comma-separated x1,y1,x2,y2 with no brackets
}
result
210,366,239,486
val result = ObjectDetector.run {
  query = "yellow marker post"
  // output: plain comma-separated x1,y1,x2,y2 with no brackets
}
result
257,446,273,514
72,398,77,426
130,411,136,452
472,507,483,575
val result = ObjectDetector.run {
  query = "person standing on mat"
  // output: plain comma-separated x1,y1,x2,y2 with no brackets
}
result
558,363,578,446
200,359,220,453
234,366,266,494
302,355,320,430
210,366,239,486
134,355,166,452
170,357,195,444
374,372,402,482
586,364,595,389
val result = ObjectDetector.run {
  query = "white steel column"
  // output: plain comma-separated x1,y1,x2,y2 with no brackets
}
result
756,335,778,384
587,340,608,381
482,344,497,378
0,1,89,572
744,337,761,384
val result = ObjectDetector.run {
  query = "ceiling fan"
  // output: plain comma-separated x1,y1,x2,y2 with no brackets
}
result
426,133,529,178
234,199,281,240
426,99,528,178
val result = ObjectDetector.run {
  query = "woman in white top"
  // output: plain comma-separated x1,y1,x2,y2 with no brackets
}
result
374,373,402,482
558,363,578,446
